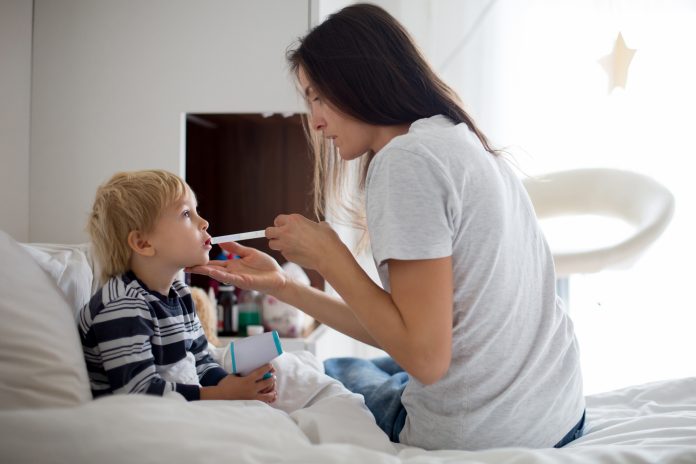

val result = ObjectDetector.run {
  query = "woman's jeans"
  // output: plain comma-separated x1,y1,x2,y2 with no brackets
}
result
324,356,408,442
554,411,586,448
324,356,585,448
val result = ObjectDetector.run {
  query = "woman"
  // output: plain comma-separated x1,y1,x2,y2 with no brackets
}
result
190,3,584,451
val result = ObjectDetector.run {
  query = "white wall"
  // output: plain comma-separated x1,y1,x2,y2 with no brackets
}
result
30,0,309,243
0,0,33,242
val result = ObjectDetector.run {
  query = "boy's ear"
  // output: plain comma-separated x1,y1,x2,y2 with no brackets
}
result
127,230,156,257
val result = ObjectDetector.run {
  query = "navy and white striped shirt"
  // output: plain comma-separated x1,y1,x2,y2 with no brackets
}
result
77,271,227,401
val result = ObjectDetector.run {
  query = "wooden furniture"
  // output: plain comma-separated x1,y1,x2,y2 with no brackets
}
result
185,113,324,291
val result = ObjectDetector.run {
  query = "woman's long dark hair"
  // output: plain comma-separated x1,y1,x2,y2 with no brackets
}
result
287,3,497,236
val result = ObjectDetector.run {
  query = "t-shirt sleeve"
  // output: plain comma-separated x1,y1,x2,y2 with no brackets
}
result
366,146,457,267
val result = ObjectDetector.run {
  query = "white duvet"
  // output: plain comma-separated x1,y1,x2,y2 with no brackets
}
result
1,351,695,464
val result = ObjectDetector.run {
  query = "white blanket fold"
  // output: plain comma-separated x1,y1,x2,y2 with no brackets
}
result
1,352,695,464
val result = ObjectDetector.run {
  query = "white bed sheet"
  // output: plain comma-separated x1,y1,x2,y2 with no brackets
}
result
1,351,694,464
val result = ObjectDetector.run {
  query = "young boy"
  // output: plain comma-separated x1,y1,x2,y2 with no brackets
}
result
77,169,276,403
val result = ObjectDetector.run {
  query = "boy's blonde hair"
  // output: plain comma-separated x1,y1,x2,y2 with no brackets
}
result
88,169,188,283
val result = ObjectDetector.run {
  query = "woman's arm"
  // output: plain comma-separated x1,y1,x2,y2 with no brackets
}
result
189,216,454,385
269,215,454,385
323,249,453,385
277,281,380,347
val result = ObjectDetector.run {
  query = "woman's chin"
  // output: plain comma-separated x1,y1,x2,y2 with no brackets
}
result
338,148,368,161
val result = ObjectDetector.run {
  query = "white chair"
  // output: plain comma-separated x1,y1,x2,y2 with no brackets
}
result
523,168,675,304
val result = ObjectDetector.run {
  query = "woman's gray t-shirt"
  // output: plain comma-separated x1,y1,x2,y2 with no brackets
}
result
365,115,584,450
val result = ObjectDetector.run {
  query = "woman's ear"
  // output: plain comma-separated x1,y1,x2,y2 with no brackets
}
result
127,230,155,257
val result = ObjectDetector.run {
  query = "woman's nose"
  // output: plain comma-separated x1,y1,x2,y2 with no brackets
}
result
310,113,326,132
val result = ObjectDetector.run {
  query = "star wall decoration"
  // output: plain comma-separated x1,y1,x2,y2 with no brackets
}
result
599,32,637,93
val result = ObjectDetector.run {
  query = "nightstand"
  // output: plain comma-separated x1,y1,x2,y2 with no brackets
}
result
217,323,330,356
217,324,386,361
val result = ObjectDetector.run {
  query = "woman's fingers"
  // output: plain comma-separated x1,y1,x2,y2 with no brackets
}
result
268,214,306,250
186,263,242,285
273,214,290,227
220,241,254,258
185,261,229,275
185,264,214,275
210,269,239,285
186,259,228,270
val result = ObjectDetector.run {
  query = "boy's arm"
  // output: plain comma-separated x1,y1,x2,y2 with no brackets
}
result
91,298,200,401
188,312,228,387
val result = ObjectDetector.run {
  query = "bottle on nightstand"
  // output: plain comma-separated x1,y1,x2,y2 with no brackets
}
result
237,288,262,336
217,285,238,336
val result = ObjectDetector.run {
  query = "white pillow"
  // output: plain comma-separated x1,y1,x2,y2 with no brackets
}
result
19,241,100,314
0,230,92,409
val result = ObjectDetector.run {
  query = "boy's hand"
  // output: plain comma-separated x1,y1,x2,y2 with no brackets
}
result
201,364,277,403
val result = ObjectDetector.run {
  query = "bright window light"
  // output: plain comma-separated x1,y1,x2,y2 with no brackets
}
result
424,0,696,394
466,0,696,394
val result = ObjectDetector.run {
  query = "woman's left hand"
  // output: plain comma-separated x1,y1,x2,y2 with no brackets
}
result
266,214,347,272
186,241,287,295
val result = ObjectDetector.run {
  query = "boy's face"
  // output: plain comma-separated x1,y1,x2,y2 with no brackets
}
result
148,188,212,270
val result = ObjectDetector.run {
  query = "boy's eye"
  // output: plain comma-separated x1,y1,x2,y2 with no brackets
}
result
183,210,191,218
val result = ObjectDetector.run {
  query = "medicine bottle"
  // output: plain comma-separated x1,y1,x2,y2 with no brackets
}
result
237,289,262,336
217,285,238,336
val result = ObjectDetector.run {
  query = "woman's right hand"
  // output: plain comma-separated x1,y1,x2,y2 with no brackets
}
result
186,241,287,295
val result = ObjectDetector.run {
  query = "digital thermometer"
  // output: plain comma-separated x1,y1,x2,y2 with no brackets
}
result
211,230,266,244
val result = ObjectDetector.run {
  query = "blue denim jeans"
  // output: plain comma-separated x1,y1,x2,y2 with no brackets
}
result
325,356,585,448
554,411,586,448
324,356,408,442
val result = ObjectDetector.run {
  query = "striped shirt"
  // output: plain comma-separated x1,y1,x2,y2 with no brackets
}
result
77,271,227,401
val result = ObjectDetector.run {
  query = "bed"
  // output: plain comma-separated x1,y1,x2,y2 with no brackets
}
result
1,229,694,463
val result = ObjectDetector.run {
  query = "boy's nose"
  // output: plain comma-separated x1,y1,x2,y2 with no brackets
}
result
200,218,209,230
